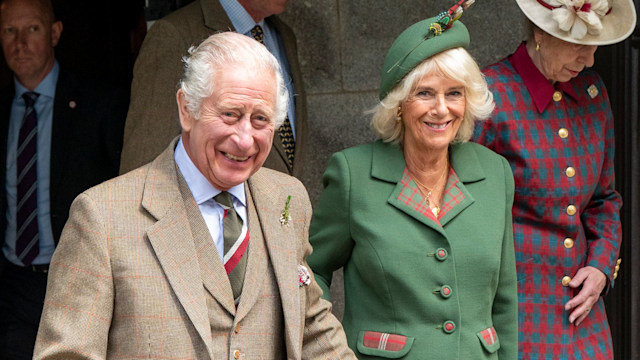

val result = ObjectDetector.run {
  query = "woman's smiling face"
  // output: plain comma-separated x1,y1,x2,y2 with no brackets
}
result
401,74,466,153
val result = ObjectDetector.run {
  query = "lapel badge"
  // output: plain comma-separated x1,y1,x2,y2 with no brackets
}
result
298,264,311,287
68,100,77,109
279,195,292,226
587,84,599,99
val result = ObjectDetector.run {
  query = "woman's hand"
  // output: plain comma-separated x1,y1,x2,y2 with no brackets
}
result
564,266,607,326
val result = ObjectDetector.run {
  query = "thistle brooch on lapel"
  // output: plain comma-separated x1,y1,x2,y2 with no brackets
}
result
279,195,292,226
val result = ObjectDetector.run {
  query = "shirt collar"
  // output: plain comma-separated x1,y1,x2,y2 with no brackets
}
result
219,0,265,35
174,137,246,206
508,42,577,113
14,60,59,100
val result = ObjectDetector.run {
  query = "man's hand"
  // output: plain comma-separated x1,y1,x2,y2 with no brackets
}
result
564,266,606,326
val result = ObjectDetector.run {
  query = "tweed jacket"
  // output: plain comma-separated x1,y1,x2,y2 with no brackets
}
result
120,0,308,177
472,43,622,360
0,68,126,272
34,138,354,359
308,140,518,359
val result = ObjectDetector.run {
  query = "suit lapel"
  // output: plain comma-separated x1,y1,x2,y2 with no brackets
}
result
439,143,485,226
372,141,486,234
201,0,234,31
371,141,447,236
0,85,13,250
235,183,268,321
267,16,303,173
142,140,213,357
176,171,236,316
49,71,76,214
247,170,301,358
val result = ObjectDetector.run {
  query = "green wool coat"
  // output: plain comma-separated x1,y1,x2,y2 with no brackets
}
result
308,140,518,359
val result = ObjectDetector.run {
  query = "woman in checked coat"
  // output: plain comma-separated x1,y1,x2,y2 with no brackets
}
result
472,0,635,358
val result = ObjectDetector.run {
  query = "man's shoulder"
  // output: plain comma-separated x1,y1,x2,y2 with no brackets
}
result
252,167,304,189
0,82,15,108
56,68,128,105
82,162,153,200
83,143,176,200
161,0,204,24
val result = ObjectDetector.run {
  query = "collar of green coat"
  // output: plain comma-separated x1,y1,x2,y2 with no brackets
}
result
371,140,486,184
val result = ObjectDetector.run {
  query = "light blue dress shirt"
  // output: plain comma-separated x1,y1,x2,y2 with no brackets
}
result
3,61,59,266
174,138,248,260
219,0,297,139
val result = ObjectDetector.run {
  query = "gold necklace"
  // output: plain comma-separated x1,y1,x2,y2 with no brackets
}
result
412,159,449,217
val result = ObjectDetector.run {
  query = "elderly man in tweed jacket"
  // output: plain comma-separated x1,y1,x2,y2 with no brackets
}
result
33,32,354,360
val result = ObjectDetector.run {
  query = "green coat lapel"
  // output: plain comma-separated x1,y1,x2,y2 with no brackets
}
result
438,142,485,227
370,141,445,237
371,141,487,232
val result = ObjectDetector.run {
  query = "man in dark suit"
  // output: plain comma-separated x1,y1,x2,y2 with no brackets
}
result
120,0,307,180
0,0,127,358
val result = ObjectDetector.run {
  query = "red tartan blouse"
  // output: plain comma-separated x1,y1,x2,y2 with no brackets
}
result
473,42,622,360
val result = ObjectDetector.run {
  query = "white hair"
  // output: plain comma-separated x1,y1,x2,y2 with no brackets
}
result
179,31,289,127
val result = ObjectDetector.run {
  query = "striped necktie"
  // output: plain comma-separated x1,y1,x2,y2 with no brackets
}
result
15,91,40,265
214,191,249,300
250,25,296,168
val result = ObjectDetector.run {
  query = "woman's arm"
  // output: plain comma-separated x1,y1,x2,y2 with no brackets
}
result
307,152,356,300
493,157,518,359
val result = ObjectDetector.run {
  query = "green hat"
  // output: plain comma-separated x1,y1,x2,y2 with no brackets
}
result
379,16,470,100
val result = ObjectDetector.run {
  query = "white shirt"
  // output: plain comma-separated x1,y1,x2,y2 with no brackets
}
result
174,138,248,260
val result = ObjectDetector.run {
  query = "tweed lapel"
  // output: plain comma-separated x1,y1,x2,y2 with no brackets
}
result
266,16,295,170
247,169,301,359
142,139,213,357
176,171,236,316
269,16,307,174
371,141,447,237
235,183,268,321
201,0,234,31
438,143,485,227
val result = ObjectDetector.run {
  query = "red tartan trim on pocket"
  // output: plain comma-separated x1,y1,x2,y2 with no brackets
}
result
480,326,497,346
362,331,407,351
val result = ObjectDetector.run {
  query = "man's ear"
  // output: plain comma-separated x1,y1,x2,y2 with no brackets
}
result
50,20,62,47
177,89,194,133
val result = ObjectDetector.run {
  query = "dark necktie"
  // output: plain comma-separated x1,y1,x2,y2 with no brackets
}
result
16,92,40,265
250,25,296,168
214,191,249,300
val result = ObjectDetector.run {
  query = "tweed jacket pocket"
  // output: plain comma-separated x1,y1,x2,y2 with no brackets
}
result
476,326,500,354
356,331,414,358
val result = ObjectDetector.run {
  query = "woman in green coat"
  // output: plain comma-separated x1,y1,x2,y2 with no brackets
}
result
308,5,518,359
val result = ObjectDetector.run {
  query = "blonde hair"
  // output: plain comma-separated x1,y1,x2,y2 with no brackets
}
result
370,47,494,144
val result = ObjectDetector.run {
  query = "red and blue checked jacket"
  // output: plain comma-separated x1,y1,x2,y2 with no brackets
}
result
473,43,622,360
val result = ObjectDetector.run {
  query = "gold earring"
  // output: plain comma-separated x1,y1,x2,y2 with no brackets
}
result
536,42,540,51
396,106,402,122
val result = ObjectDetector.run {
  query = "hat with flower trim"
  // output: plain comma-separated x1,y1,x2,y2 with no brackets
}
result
516,0,636,45
379,0,474,100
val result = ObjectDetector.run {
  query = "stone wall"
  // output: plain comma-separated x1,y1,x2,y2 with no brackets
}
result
278,0,527,318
